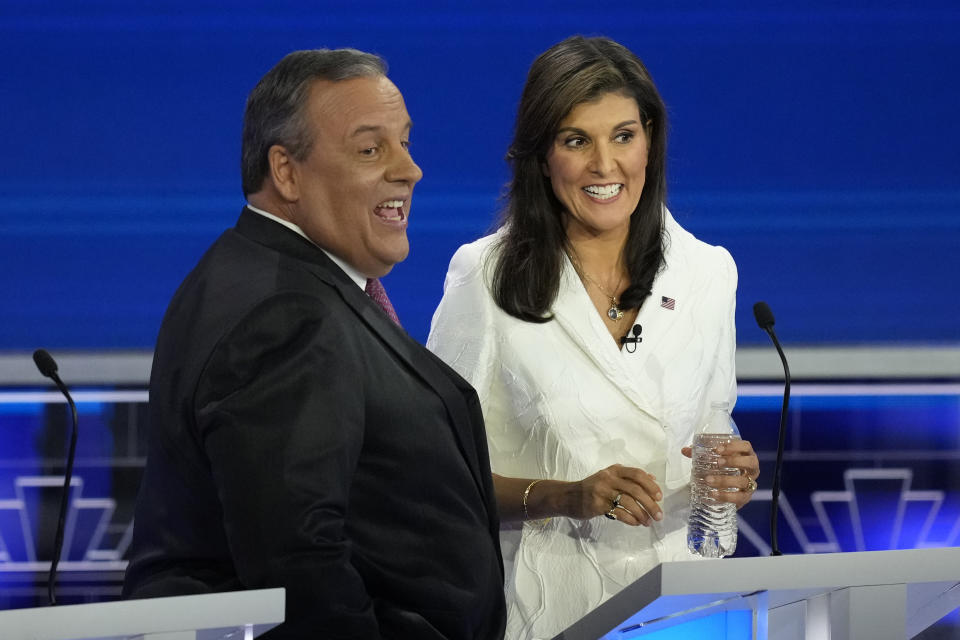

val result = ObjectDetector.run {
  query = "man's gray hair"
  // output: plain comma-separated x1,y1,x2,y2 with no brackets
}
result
241,48,387,196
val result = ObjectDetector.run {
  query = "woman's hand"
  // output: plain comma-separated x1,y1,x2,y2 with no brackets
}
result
682,439,760,509
495,465,664,525
563,464,664,526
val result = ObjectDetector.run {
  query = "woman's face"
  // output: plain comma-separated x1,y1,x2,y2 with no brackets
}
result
544,91,649,242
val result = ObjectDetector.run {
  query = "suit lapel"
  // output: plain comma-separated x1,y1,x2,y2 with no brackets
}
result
350,284,485,480
233,208,488,501
330,275,488,503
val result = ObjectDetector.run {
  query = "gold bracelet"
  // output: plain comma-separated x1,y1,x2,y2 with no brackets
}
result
522,479,544,520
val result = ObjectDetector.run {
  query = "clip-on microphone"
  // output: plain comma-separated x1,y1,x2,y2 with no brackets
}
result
620,324,643,353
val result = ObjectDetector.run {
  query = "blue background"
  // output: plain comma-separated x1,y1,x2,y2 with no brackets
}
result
1,5,958,634
2,1,958,349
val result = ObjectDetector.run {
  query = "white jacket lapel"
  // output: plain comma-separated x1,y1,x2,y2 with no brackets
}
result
551,253,665,423
627,219,690,373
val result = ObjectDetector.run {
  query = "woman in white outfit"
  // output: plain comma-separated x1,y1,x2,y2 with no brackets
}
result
427,36,760,640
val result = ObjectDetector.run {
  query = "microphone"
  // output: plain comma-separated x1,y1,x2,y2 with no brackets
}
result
32,349,79,605
619,324,643,353
752,302,790,557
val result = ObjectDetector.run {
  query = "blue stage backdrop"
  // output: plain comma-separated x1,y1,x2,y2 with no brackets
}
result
2,2,959,349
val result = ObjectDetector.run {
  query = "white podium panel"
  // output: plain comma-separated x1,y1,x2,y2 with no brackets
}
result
555,548,960,639
0,588,284,640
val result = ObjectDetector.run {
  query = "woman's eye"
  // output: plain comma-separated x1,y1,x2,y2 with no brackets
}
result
564,136,587,148
614,132,634,143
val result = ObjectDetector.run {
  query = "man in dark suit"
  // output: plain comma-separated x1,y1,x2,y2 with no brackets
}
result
122,48,506,639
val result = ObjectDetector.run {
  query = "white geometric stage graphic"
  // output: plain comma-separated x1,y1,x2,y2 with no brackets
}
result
2,469,957,568
738,468,958,556
0,475,132,569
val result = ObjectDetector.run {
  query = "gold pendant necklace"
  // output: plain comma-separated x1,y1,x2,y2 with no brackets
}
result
605,298,624,321
567,251,625,321
594,284,624,321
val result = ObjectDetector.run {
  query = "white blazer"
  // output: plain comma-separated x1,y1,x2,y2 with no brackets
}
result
427,208,738,640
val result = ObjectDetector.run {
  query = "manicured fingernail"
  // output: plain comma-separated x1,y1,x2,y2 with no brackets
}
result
655,492,662,500
717,446,726,453
654,511,663,521
717,458,726,466
706,476,717,485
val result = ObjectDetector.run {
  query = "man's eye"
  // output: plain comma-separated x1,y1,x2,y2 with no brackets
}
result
360,147,378,156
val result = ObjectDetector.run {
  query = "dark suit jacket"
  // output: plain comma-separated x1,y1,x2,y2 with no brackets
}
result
123,208,506,639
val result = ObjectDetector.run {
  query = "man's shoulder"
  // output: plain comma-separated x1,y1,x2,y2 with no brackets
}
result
157,229,354,357
187,227,343,300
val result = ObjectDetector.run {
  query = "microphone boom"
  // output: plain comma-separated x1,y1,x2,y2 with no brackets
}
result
752,302,790,557
32,349,79,605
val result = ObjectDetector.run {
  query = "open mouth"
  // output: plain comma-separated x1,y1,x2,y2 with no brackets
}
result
374,199,406,222
582,184,623,201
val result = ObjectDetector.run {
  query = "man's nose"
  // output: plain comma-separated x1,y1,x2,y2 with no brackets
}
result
387,148,423,184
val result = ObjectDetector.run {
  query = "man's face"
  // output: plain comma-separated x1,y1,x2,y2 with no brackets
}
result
289,75,422,278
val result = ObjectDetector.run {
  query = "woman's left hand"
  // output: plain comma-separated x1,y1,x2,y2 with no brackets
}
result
681,439,760,509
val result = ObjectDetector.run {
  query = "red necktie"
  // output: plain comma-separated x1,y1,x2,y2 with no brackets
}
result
364,278,401,326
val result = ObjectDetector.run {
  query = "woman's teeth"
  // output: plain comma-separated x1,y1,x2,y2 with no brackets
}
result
582,184,622,200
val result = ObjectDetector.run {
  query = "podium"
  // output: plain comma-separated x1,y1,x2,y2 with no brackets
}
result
555,547,960,640
0,588,284,640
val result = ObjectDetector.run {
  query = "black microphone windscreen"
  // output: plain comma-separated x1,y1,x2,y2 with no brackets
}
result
33,348,59,378
753,301,775,330
632,324,642,336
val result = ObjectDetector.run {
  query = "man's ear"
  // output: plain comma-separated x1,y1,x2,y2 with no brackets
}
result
268,144,299,202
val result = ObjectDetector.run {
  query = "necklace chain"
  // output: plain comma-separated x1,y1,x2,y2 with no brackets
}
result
567,250,625,321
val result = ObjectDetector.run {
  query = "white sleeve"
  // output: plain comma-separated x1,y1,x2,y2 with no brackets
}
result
708,245,739,412
427,240,499,407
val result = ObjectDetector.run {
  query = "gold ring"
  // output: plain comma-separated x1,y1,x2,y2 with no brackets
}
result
604,508,617,520
746,477,757,492
613,493,622,507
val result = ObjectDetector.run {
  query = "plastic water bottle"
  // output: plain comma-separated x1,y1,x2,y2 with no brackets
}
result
687,401,741,558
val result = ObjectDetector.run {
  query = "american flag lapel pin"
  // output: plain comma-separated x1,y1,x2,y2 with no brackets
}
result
660,296,675,310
